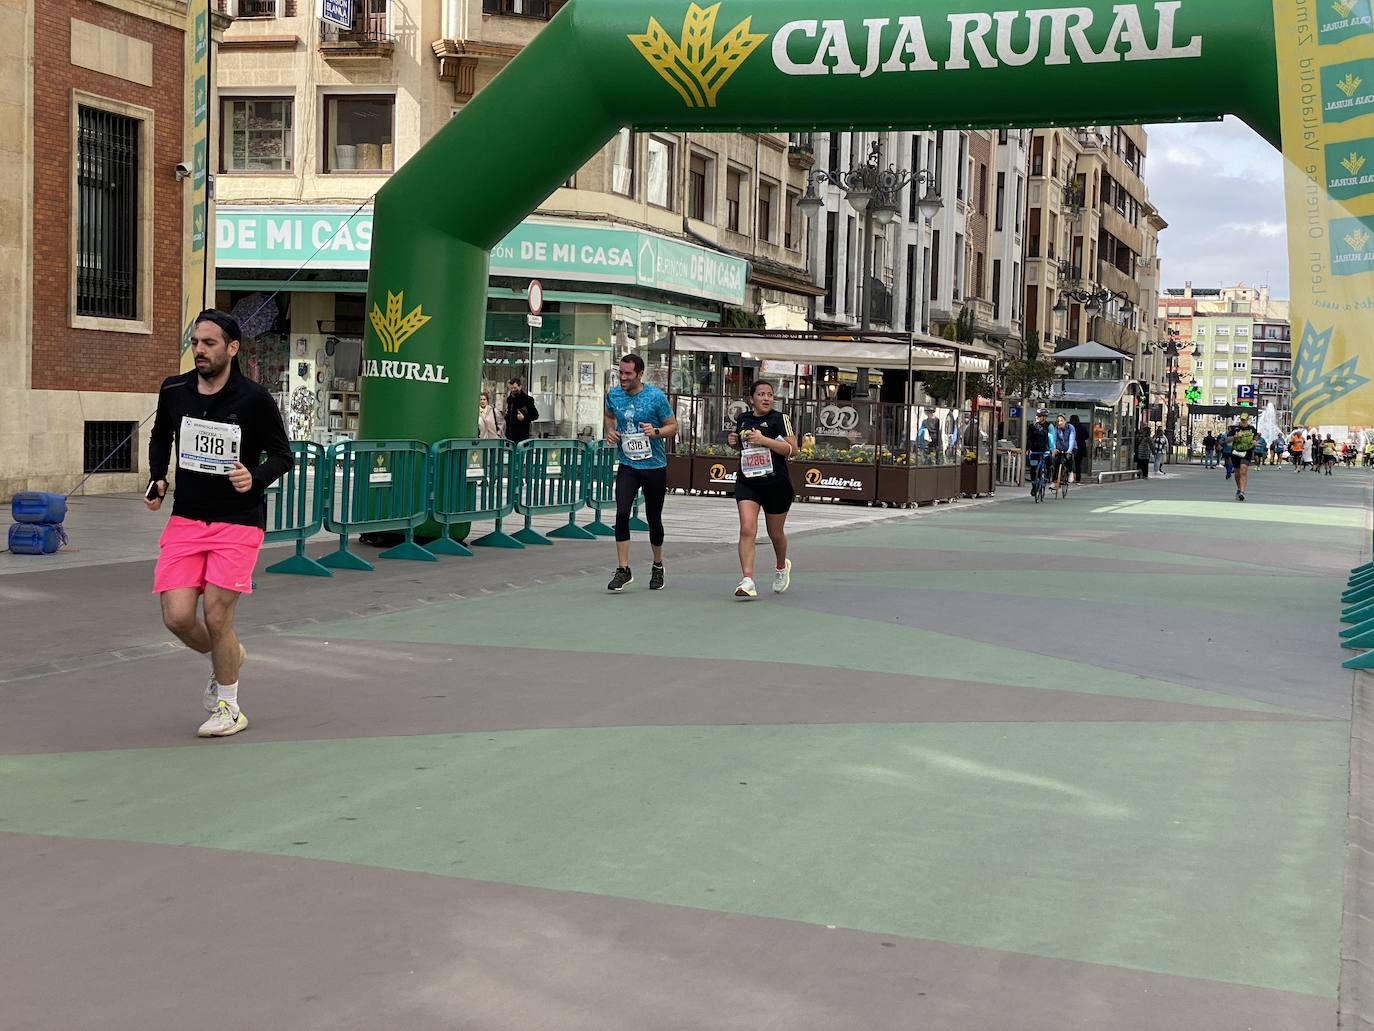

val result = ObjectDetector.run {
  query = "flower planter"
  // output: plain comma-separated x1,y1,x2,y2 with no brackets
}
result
789,460,877,503
665,452,692,492
691,455,738,495
960,463,979,496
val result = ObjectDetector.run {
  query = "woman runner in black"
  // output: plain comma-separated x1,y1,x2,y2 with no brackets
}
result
726,380,798,599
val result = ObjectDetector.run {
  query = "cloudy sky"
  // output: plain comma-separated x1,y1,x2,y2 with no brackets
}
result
1144,117,1289,298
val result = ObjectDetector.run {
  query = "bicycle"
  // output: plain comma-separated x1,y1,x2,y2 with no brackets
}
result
1028,451,1048,503
1051,451,1072,499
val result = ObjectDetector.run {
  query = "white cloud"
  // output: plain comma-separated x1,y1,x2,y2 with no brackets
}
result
1145,117,1289,297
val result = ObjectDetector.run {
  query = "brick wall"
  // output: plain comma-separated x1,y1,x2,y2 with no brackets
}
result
31,0,184,393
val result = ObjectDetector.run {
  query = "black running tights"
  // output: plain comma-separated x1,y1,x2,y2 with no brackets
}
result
614,464,667,546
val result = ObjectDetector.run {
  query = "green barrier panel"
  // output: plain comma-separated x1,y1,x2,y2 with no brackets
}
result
512,440,597,546
358,0,1282,453
431,438,518,555
321,439,436,570
1343,600,1374,624
583,441,618,537
263,441,331,577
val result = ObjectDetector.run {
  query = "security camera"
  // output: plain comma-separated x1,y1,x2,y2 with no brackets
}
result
174,162,192,181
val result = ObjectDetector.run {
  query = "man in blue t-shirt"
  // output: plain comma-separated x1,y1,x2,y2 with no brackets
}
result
603,353,678,592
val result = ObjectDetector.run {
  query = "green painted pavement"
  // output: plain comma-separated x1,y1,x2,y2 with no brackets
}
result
0,721,1344,996
815,522,1289,570
1090,499,1369,528
748,569,1337,618
293,579,1285,713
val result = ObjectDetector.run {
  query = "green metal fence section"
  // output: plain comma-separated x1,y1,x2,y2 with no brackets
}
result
431,438,518,555
321,439,435,571
511,440,596,546
1341,501,1374,668
583,441,617,537
264,441,331,577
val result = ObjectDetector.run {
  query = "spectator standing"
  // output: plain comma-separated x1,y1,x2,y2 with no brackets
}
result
503,377,540,443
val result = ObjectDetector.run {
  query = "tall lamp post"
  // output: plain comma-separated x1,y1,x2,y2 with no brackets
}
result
1146,330,1199,463
799,137,942,397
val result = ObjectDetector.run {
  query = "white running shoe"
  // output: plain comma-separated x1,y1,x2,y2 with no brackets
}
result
734,576,758,600
773,560,792,594
198,700,248,738
204,643,247,713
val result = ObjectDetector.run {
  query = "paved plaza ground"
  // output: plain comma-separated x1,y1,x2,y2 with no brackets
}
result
1,463,1369,1030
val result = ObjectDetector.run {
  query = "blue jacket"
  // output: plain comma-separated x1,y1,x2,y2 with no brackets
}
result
1048,423,1076,453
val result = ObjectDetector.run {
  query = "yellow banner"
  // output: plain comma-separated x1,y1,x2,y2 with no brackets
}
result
180,0,210,371
1274,0,1374,427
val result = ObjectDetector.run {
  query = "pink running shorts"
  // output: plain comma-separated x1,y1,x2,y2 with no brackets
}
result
152,516,265,595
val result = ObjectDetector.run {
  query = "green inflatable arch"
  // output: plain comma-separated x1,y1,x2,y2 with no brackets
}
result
359,0,1283,443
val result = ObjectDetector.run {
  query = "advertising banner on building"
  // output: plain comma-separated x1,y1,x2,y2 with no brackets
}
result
1274,0,1374,425
180,0,210,371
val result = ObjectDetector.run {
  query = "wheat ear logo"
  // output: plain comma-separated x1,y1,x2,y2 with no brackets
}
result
1346,226,1373,251
1293,321,1369,425
1343,151,1368,176
1338,72,1364,97
369,290,432,354
1333,0,1358,17
628,3,768,108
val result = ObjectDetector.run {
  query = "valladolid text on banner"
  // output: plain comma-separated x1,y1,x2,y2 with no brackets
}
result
1275,0,1374,426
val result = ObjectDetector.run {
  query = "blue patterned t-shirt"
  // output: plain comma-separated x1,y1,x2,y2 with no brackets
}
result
605,385,673,469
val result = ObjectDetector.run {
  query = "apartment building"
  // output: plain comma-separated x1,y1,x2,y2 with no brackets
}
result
1,0,219,496
1160,283,1289,417
1022,125,1157,365
213,0,816,440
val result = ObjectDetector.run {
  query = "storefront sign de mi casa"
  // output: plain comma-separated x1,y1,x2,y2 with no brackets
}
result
214,210,748,306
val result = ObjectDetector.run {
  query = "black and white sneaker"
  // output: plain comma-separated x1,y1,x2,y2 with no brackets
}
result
649,563,665,591
607,566,633,592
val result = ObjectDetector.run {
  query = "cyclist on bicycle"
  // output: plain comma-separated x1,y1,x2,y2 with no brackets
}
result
1026,408,1051,495
1048,413,1077,493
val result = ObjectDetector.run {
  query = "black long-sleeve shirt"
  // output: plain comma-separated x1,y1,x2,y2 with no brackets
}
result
148,367,294,528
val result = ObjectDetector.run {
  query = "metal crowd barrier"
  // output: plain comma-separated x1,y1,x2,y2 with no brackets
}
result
263,441,331,577
320,439,435,571
511,439,596,546
583,441,618,536
431,438,519,554
1340,501,1374,667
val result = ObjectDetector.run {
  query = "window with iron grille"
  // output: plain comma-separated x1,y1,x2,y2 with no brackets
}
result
83,421,137,474
76,106,140,320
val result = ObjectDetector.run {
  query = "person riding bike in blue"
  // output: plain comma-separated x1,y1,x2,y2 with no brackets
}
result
1048,413,1077,494
1026,408,1051,497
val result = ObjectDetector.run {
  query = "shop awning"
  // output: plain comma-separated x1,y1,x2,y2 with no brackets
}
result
669,329,991,373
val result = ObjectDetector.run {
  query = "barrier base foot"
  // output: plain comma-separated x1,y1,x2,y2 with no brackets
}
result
379,541,439,562
471,530,524,549
1341,617,1374,639
320,549,374,572
584,519,615,537
549,522,597,541
513,527,554,546
1344,650,1374,670
265,553,333,577
628,517,650,532
1344,602,1374,623
427,537,473,557
1350,571,1374,588
1343,586,1374,604
1343,629,1374,650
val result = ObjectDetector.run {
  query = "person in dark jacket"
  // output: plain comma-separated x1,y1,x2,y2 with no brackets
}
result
1135,431,1153,479
503,377,540,443
145,309,293,739
1068,414,1087,482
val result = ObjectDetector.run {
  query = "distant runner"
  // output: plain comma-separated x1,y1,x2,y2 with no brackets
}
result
727,380,797,599
603,354,678,593
1223,411,1256,501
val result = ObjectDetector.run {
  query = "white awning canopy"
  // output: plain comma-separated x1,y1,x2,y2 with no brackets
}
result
670,331,992,373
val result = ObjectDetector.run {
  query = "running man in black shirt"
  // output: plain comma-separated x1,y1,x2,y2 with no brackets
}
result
726,380,797,599
145,309,293,738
